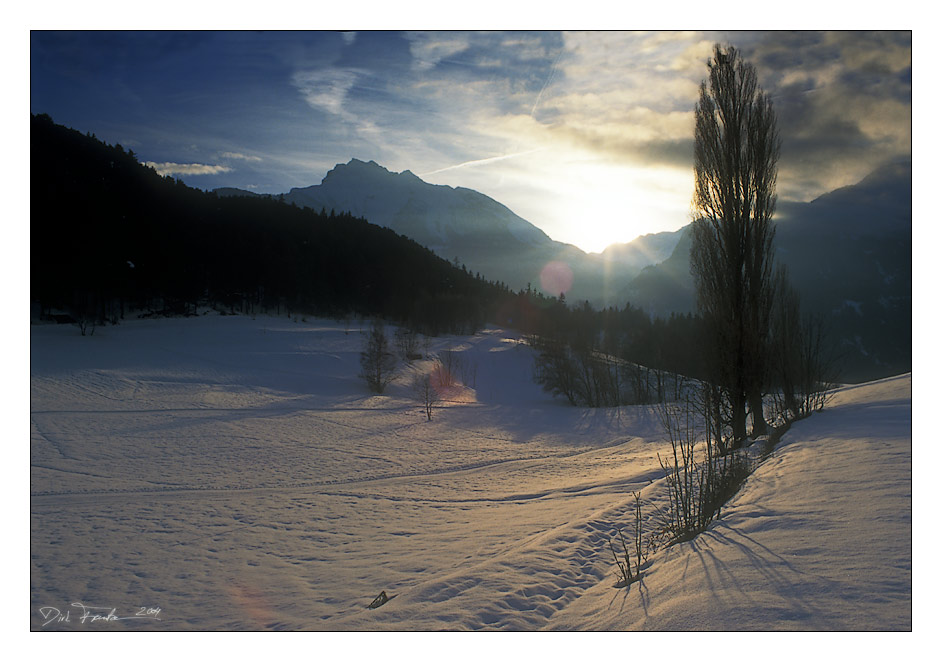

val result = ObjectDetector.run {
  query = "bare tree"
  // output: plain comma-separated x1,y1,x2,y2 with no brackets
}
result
691,44,781,445
532,337,581,406
770,267,839,422
412,367,441,421
360,319,398,394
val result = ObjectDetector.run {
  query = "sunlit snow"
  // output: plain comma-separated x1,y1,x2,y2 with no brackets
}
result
30,314,910,631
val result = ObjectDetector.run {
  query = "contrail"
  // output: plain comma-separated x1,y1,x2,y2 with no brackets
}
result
530,46,564,117
419,47,561,179
419,148,546,177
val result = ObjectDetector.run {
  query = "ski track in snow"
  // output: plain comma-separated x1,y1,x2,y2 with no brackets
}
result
29,315,911,631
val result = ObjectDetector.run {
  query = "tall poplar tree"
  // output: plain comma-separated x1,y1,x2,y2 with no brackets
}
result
690,44,781,443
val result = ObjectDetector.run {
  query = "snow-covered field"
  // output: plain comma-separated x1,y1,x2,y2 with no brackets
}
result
30,314,911,632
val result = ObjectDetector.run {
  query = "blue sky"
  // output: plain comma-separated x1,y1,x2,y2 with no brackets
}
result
30,28,911,253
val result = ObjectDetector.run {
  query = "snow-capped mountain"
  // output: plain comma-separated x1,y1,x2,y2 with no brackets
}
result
279,159,629,302
285,159,552,252
223,159,672,304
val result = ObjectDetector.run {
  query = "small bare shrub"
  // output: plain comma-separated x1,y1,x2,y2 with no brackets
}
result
611,491,648,587
610,528,634,588
395,326,423,362
657,394,753,545
437,349,477,389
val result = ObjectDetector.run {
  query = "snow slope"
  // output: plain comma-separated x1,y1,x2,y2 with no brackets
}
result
30,314,911,632
551,375,912,631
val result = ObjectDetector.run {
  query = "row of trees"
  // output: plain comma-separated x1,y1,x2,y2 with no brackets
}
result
604,46,838,568
530,301,701,407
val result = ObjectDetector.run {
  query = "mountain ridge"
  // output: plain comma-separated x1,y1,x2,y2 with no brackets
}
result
220,159,684,264
218,159,682,304
214,156,910,382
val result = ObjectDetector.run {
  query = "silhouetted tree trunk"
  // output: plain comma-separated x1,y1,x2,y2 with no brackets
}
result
771,267,802,421
691,44,781,445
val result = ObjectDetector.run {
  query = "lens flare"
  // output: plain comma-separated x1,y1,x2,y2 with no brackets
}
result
539,261,573,297
227,582,277,628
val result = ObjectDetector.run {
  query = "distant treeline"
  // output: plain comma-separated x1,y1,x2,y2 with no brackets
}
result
31,113,706,386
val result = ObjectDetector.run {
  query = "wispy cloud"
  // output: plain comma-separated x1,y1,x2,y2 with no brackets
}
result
291,68,361,120
144,162,233,176
220,151,262,162
407,32,471,71
530,46,563,117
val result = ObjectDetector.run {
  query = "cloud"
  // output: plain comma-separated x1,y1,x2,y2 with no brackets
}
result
407,32,471,71
144,162,233,177
437,31,710,175
220,151,262,162
516,31,912,202
284,30,908,233
291,68,361,119
403,30,910,247
739,31,912,200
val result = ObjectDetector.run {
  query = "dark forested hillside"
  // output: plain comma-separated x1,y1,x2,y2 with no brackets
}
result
30,114,509,334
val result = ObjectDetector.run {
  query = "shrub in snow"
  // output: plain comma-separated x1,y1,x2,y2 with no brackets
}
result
395,325,423,362
531,334,678,408
611,492,648,588
610,527,635,587
657,395,753,544
437,349,477,389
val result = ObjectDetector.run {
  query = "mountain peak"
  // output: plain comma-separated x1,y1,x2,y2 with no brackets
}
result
320,158,427,188
322,158,387,182
347,157,383,169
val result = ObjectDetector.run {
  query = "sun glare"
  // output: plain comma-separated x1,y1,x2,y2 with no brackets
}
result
425,147,693,255
554,160,693,253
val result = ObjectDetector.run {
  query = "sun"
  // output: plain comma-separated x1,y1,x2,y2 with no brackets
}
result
553,159,693,254
424,146,693,255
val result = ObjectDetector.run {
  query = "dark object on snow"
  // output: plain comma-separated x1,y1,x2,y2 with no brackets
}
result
367,591,392,609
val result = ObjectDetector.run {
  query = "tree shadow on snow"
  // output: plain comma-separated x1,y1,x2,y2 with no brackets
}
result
685,520,845,629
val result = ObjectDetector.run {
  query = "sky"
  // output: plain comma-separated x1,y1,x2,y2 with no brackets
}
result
29,24,911,254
